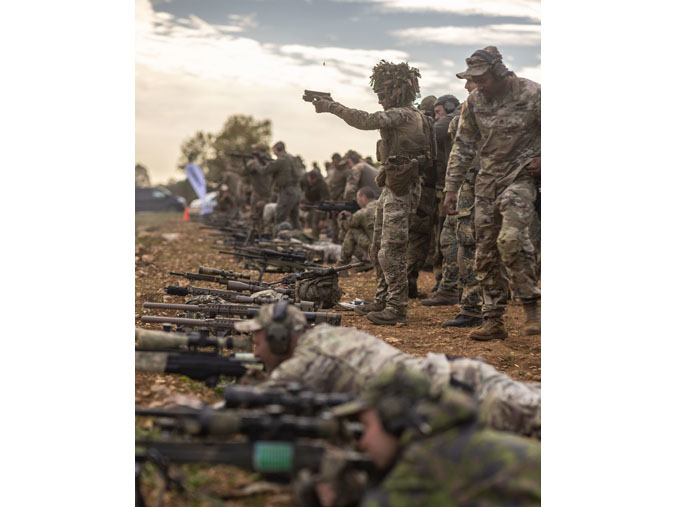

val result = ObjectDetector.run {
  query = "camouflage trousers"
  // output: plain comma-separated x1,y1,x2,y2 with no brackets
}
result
437,214,459,295
371,180,422,314
475,179,540,318
307,208,325,241
340,226,370,264
449,357,541,438
275,185,301,230
406,186,438,289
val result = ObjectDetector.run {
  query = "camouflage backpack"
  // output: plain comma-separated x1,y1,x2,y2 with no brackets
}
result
295,274,343,309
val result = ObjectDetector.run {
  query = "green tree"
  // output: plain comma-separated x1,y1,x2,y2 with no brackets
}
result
177,131,215,172
209,115,272,183
135,163,151,187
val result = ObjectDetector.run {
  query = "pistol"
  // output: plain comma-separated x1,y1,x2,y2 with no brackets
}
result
302,90,332,103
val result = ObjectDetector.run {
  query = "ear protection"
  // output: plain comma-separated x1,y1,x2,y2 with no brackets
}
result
376,396,430,437
470,49,511,79
266,300,291,354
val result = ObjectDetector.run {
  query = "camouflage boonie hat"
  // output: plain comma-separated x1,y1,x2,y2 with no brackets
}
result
462,46,502,77
234,303,308,333
332,364,431,417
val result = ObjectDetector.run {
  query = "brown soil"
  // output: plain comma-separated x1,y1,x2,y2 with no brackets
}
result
135,212,541,505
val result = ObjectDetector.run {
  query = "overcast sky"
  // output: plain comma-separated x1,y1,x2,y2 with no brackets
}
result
136,0,541,184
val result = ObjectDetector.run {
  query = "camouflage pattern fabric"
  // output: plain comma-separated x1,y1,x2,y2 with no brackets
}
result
260,324,541,436
455,171,483,317
296,275,343,309
475,178,540,316
405,185,437,290
444,75,541,316
275,185,301,230
372,182,421,314
340,200,377,264
325,102,431,315
362,422,541,507
266,153,300,190
436,214,459,294
343,161,382,201
301,174,330,240
444,75,541,199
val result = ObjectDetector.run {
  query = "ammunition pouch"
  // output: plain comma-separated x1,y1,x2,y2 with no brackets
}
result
375,167,386,187
295,274,343,309
384,155,418,196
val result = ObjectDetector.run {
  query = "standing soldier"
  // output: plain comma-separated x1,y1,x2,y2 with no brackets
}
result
242,142,273,231
309,60,433,325
326,152,350,244
405,95,438,299
300,168,330,241
444,46,541,339
266,141,302,230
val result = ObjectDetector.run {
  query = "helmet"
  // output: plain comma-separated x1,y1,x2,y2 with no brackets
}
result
434,94,460,114
370,60,421,107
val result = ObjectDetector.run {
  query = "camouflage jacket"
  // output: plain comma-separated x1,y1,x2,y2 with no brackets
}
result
444,75,540,199
260,325,536,401
265,153,300,189
261,324,451,394
345,199,377,240
326,164,350,201
243,159,272,200
326,102,431,162
343,161,382,201
361,392,541,507
301,174,330,204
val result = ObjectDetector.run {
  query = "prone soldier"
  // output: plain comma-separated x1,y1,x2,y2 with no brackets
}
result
234,303,541,438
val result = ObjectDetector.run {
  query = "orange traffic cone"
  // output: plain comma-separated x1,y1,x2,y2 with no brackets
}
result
183,206,190,221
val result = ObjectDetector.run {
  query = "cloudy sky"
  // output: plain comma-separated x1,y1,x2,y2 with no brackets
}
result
136,0,540,183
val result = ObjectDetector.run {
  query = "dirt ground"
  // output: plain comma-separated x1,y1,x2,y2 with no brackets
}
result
135,212,541,506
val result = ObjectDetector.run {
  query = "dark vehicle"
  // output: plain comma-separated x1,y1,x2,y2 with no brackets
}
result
135,187,187,212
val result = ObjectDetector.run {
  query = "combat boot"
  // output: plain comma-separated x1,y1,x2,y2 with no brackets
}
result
522,302,541,335
420,290,459,306
354,301,385,316
442,314,483,328
408,284,427,300
469,318,508,341
367,308,407,326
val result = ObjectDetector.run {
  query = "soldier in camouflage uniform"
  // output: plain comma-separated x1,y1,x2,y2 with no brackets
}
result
343,151,381,201
445,47,541,340
266,141,302,230
327,365,541,507
404,95,437,299
300,168,330,241
234,304,541,438
420,94,463,306
338,187,377,265
309,61,433,325
326,153,350,244
242,142,273,231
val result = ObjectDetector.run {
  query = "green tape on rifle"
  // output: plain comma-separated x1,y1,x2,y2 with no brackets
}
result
253,441,294,472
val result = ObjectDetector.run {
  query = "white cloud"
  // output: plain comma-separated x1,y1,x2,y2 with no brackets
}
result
391,24,540,46
228,13,258,30
441,59,456,68
514,63,541,83
136,0,394,182
334,0,540,21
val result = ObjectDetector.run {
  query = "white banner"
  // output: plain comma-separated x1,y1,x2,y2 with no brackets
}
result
185,163,213,214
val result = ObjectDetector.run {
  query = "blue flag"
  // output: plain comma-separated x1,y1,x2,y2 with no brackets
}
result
185,163,212,214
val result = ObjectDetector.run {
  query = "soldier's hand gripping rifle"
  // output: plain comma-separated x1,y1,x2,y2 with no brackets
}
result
143,302,342,326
